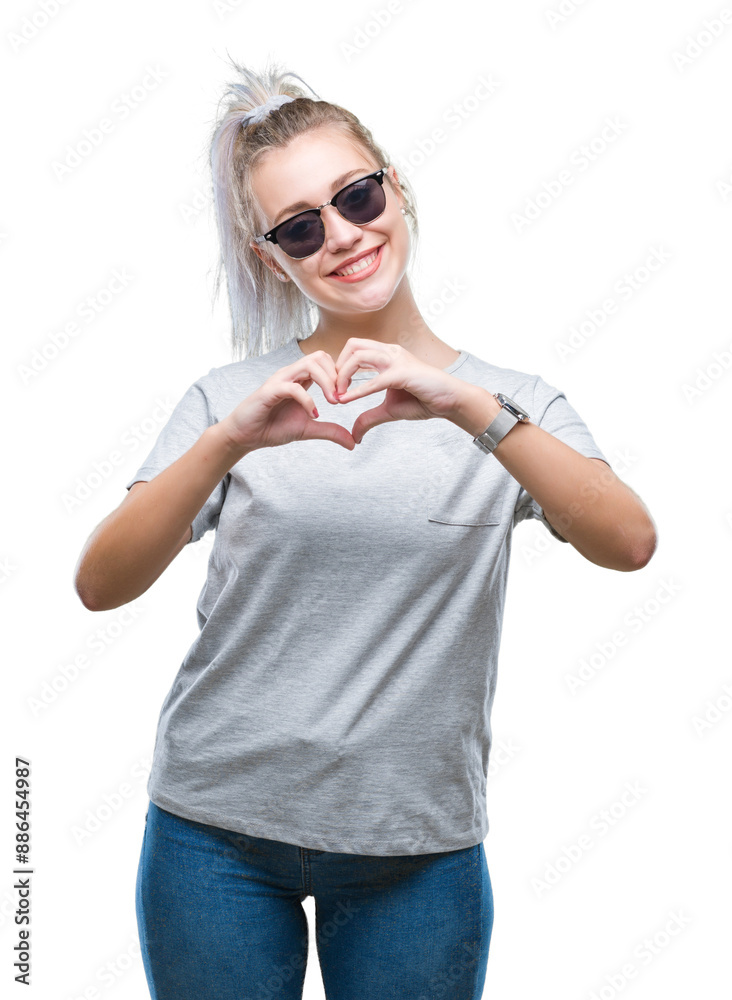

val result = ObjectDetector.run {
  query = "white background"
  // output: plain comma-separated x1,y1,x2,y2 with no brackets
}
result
3,1,730,997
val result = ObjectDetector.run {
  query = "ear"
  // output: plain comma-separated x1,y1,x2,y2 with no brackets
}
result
387,165,406,213
249,240,290,282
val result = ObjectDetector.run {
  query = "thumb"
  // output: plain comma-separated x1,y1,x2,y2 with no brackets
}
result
350,403,395,444
301,420,356,451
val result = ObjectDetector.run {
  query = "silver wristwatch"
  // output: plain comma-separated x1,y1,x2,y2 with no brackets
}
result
473,393,530,455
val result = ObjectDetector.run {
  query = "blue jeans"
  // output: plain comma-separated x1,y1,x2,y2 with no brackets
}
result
135,800,494,999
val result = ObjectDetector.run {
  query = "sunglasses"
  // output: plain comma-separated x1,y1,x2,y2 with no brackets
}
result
252,167,389,260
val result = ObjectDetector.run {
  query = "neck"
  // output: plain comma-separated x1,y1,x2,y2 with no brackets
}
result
299,277,461,368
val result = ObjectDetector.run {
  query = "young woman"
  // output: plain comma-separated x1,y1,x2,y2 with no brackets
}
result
74,60,657,1000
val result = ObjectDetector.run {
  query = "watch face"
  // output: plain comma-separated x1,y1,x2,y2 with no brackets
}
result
495,393,530,420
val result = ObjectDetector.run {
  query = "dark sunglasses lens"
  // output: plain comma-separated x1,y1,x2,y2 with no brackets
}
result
336,176,386,224
277,212,324,258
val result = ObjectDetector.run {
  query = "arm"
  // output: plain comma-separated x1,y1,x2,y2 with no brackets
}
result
450,385,657,571
73,422,249,612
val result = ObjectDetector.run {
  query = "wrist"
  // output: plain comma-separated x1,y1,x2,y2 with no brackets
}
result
448,383,503,438
208,419,252,463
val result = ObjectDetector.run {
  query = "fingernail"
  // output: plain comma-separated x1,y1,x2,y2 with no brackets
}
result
312,407,319,418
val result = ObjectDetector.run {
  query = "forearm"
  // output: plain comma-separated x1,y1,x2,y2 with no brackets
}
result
74,421,249,611
450,383,657,571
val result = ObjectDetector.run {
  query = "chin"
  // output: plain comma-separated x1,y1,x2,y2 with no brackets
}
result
342,281,399,313
343,261,407,304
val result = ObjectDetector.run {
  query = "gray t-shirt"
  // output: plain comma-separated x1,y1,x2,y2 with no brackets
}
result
126,337,609,855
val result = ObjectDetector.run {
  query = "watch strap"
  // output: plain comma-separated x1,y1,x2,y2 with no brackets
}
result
473,406,520,455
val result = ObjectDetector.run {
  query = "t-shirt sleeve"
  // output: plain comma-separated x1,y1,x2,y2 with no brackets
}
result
513,374,610,543
124,371,229,544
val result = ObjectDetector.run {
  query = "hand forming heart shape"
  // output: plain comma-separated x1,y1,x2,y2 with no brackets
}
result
299,337,465,445
225,337,475,454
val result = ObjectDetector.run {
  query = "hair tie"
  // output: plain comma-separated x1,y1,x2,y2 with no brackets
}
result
241,94,295,127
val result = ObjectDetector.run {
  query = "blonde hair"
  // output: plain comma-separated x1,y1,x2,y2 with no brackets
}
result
207,57,420,361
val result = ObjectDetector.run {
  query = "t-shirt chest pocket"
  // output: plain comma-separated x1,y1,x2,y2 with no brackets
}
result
426,430,506,527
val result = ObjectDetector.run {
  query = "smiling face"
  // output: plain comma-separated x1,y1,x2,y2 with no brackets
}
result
248,127,409,317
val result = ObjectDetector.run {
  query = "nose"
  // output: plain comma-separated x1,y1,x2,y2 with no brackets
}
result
320,203,362,253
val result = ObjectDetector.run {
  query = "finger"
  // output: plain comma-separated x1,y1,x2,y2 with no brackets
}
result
336,373,388,403
294,353,340,405
284,350,341,404
333,338,389,377
280,381,319,417
334,347,390,395
302,420,356,451
350,402,394,443
278,383,355,449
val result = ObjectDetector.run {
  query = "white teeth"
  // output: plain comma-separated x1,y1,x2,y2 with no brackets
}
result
333,248,378,276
